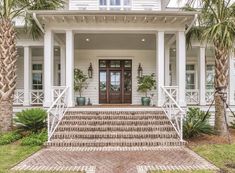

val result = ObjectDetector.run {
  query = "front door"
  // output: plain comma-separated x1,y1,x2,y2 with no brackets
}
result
99,60,132,104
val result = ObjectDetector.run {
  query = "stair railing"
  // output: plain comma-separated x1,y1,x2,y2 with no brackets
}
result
47,87,69,142
161,86,185,141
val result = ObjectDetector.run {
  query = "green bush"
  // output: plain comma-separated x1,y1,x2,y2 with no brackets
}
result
183,107,213,139
14,108,47,133
0,131,22,145
21,130,47,146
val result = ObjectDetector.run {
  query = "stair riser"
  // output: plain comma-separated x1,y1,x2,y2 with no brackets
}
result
59,121,171,126
47,142,185,147
51,134,178,139
56,126,175,132
63,116,167,121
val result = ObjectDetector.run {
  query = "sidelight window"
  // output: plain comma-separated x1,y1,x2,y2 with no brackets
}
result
206,65,215,90
186,64,196,89
32,64,43,90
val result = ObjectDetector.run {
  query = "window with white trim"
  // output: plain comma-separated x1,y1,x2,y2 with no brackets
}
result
186,64,196,89
206,64,215,90
32,64,43,90
99,0,131,9
58,64,61,86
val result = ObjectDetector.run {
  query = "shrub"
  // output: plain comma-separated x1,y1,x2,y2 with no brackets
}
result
14,108,47,133
21,130,47,146
0,131,22,145
183,107,213,139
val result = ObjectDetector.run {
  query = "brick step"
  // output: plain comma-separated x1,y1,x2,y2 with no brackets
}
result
66,111,165,116
47,139,185,147
51,131,178,139
63,114,167,120
56,125,175,132
59,119,171,126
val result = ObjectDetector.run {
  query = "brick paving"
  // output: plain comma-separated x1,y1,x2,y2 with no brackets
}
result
12,147,218,173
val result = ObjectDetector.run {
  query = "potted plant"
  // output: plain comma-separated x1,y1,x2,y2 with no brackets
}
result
74,68,88,106
137,73,156,106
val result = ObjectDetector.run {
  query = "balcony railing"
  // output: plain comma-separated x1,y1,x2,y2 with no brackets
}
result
186,89,199,105
13,89,24,105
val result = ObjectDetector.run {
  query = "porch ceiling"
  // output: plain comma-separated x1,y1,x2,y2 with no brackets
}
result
30,10,197,28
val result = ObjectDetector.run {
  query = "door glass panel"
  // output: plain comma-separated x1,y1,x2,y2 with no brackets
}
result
124,71,131,92
124,60,131,68
100,72,107,91
110,61,121,68
99,60,107,68
110,72,121,91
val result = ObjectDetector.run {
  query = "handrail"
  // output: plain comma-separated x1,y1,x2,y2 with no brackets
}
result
161,86,185,141
47,87,69,142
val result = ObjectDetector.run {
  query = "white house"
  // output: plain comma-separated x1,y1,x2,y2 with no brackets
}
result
14,0,235,109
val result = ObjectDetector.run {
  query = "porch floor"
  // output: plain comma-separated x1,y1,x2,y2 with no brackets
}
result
12,147,218,173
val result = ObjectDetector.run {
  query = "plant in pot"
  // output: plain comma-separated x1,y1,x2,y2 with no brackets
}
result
74,68,88,106
137,73,156,106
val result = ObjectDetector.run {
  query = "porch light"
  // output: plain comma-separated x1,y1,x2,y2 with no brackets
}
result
88,63,93,78
138,63,143,77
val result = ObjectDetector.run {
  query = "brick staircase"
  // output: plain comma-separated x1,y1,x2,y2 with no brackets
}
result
47,110,185,147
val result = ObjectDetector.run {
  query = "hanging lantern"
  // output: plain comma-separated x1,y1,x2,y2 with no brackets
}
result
138,63,143,77
88,63,93,78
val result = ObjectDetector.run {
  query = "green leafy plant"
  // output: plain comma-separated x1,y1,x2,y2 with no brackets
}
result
74,69,88,97
137,74,156,97
21,130,47,146
0,131,22,145
183,108,213,139
14,108,47,133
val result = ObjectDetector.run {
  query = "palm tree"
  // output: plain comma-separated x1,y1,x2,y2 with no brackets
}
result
0,0,64,132
185,0,235,136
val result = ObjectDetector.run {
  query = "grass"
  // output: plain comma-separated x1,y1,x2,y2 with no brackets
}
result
0,143,41,173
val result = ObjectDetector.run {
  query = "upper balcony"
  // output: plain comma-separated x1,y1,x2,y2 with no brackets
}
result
69,0,169,11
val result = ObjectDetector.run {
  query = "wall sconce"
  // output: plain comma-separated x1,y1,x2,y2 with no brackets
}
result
138,63,143,77
88,63,93,78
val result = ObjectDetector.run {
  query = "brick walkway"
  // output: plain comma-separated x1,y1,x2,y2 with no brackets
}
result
12,147,218,173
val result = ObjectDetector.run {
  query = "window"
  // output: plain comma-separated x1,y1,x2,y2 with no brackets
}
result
186,64,196,89
32,64,43,90
99,0,131,9
100,0,107,5
110,0,120,5
206,64,215,90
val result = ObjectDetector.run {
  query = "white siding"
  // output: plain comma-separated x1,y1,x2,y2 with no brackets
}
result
16,56,24,89
69,0,99,10
132,0,161,11
74,49,157,105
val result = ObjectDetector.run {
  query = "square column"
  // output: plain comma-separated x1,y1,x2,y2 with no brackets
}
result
23,46,31,106
66,30,75,107
229,53,235,105
43,30,54,107
164,46,170,86
156,31,165,106
199,47,206,105
60,46,66,86
176,31,186,106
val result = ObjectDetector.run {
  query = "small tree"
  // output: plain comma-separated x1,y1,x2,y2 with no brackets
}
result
137,74,156,97
74,69,88,97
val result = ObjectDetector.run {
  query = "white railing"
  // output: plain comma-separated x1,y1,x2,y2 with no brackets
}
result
206,90,215,104
186,89,199,105
52,86,67,102
47,87,69,142
163,86,179,102
13,89,24,105
161,86,185,141
30,90,44,105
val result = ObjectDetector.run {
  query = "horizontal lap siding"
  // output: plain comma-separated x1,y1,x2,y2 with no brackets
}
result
69,0,98,10
132,0,161,11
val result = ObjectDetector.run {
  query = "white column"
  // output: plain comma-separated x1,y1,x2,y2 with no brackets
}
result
165,46,170,86
23,46,31,106
156,31,165,106
43,30,54,107
199,47,206,105
176,31,186,106
60,46,66,86
229,53,235,105
66,30,75,107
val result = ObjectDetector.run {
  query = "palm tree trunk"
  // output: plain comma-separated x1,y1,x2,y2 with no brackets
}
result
214,45,229,136
0,19,17,132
